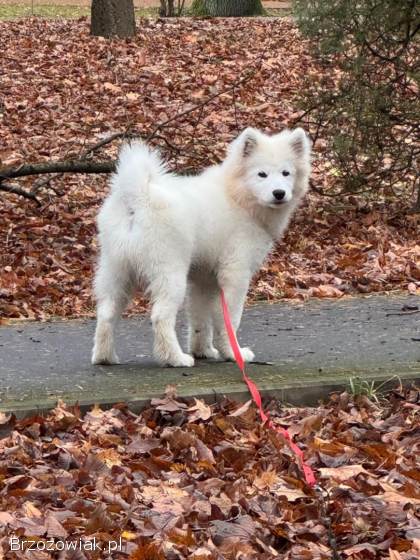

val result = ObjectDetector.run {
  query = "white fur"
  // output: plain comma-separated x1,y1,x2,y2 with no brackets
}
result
92,127,311,367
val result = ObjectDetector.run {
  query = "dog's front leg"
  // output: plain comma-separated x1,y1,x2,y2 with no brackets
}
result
213,273,255,363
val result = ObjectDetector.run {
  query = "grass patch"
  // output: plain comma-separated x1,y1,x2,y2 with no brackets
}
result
0,4,289,20
347,375,401,403
0,5,160,19
0,5,87,18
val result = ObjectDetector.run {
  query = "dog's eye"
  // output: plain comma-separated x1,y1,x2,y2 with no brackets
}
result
258,171,268,178
282,170,290,177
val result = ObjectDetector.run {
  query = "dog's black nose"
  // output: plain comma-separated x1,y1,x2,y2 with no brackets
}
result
272,189,286,201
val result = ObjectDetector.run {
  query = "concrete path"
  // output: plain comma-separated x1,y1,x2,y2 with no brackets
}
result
0,294,419,416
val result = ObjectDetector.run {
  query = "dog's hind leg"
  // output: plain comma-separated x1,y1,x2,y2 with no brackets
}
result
213,273,255,363
92,260,131,365
149,272,194,368
187,280,219,360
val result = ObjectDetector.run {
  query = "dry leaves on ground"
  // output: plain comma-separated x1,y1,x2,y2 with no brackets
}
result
0,385,419,558
0,17,419,320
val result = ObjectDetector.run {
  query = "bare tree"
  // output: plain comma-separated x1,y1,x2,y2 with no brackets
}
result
91,0,136,39
160,0,187,17
160,0,174,16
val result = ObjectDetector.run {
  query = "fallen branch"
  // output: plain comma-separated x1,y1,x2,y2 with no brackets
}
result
28,131,134,195
0,182,41,205
0,159,115,181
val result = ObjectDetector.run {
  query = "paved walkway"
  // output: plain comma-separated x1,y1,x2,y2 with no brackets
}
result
0,294,419,416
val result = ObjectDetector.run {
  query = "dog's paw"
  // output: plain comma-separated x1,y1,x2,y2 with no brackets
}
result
91,348,120,365
241,347,255,362
220,346,255,363
92,355,120,365
192,346,220,360
167,353,195,368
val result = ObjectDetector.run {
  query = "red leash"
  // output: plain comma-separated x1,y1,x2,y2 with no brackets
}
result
220,290,316,487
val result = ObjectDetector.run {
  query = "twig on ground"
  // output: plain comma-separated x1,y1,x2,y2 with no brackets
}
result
386,310,420,316
309,180,342,197
315,485,342,560
80,130,131,159
31,174,61,195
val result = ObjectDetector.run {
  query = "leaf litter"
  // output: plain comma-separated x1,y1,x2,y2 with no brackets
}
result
0,385,419,558
0,17,418,320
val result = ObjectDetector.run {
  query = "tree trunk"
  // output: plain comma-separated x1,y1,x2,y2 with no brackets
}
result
91,0,135,39
192,0,264,16
160,0,177,16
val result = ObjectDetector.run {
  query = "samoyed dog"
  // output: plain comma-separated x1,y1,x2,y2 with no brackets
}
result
92,127,311,367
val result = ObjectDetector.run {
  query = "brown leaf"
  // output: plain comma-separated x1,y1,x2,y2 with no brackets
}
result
187,399,212,422
319,465,369,482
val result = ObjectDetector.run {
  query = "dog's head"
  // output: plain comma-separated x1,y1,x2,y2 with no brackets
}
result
224,127,311,210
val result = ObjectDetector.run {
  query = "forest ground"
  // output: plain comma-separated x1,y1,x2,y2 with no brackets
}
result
0,16,418,321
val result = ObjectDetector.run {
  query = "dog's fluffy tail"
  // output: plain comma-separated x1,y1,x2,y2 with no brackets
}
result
111,140,166,200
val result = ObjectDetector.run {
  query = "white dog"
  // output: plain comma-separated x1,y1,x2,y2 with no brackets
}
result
92,127,311,367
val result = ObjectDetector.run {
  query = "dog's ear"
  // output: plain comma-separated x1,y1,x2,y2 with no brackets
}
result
242,128,258,157
238,127,260,158
225,127,261,169
289,128,311,160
